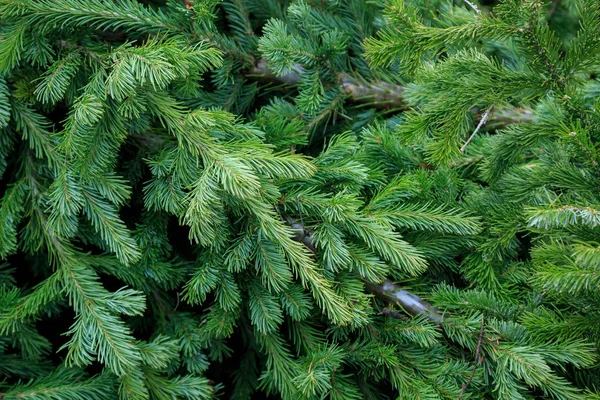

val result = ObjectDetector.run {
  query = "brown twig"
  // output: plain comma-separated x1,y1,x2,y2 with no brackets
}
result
339,74,405,109
378,307,411,322
457,315,486,400
247,59,534,131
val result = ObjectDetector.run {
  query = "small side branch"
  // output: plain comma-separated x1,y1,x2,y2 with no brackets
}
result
378,307,410,322
462,0,481,14
460,105,493,153
457,315,486,400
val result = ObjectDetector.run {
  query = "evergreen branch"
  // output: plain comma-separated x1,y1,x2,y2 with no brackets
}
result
81,188,142,265
61,263,143,376
0,78,10,128
285,218,442,323
370,202,481,235
520,11,566,89
3,0,179,34
2,0,599,397
0,367,114,400
0,180,27,258
527,205,600,229
10,101,57,165
248,58,533,127
17,0,534,127
528,33,565,88
0,23,26,73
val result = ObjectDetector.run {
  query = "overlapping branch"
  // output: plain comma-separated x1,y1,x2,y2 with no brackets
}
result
246,59,534,130
286,217,444,324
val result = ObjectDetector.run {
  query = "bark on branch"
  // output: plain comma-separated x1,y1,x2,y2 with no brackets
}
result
285,217,443,324
247,59,535,128
248,60,406,109
365,280,443,324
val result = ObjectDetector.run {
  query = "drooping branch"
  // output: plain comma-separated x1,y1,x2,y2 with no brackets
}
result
285,217,443,323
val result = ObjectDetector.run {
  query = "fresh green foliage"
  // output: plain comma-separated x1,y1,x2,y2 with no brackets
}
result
0,0,599,399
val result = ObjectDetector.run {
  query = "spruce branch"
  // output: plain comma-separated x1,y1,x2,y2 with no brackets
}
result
520,11,566,89
248,59,533,130
49,7,532,129
3,1,598,397
285,217,443,323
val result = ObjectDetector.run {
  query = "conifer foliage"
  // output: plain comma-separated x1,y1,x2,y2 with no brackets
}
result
0,0,599,399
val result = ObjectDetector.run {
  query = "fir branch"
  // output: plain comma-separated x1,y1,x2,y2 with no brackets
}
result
248,58,535,127
520,11,566,89
285,218,442,323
